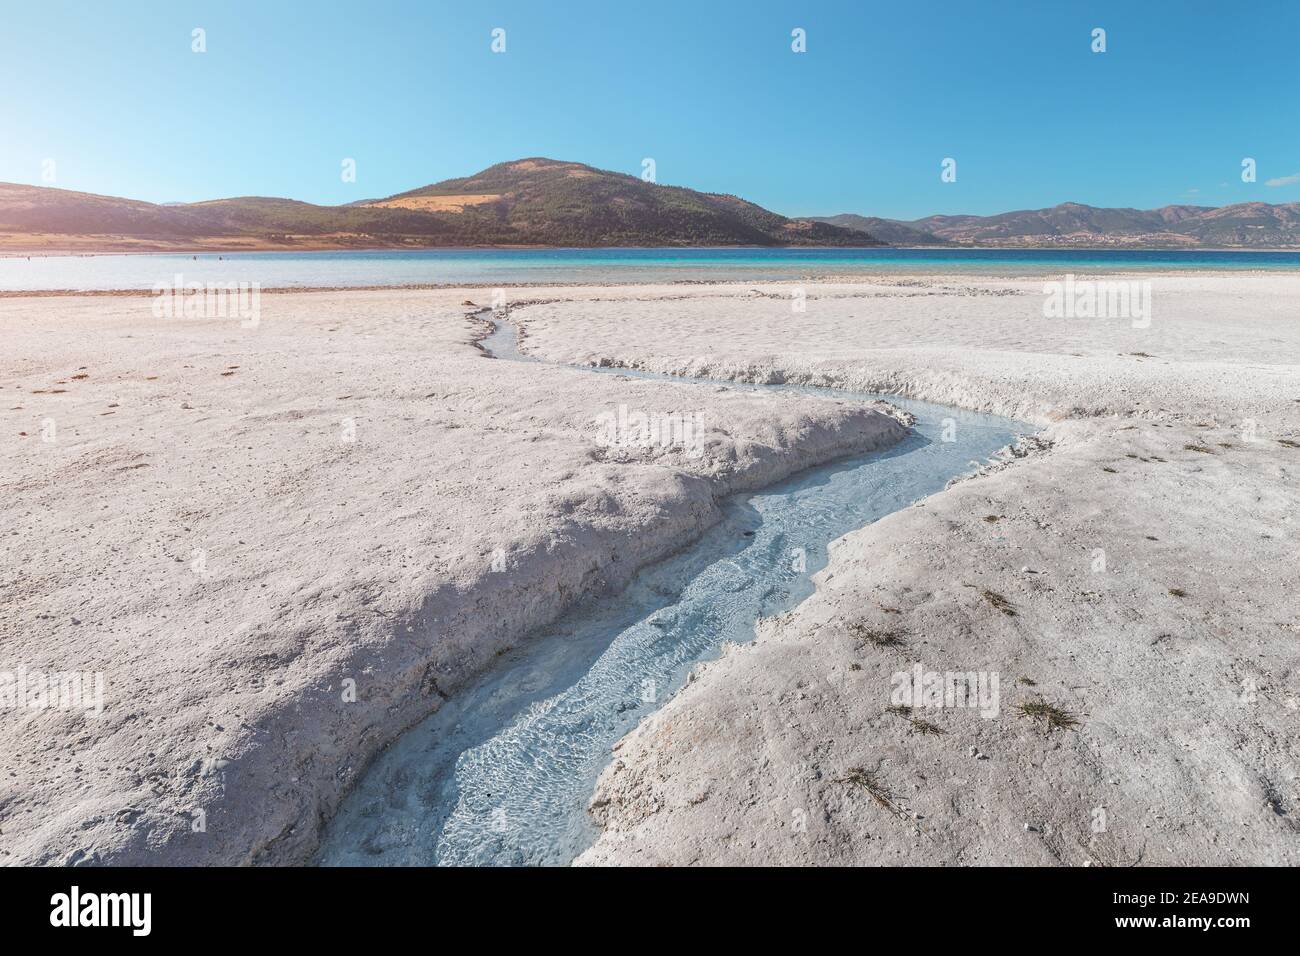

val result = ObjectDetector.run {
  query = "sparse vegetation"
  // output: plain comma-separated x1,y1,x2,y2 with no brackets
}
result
907,717,946,736
1016,699,1080,732
885,697,947,734
979,588,1016,616
1169,587,1188,598
849,621,906,647
960,583,1018,616
839,767,910,818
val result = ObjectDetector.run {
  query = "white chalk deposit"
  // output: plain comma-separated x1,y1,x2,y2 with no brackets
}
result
0,289,905,864
519,277,1300,866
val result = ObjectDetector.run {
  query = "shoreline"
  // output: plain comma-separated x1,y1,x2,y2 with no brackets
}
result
6,243,1300,260
3,265,1300,299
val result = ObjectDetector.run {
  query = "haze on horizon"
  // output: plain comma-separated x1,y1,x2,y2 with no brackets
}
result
3,0,1298,220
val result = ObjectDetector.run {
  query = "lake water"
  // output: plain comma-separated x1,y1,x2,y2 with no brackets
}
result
4,246,1300,291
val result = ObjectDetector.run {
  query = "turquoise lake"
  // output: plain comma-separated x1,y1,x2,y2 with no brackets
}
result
4,246,1300,291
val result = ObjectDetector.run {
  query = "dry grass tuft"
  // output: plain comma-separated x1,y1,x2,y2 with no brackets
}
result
885,704,946,736
979,589,1016,616
907,717,946,736
849,621,906,648
839,767,910,818
1016,699,1080,732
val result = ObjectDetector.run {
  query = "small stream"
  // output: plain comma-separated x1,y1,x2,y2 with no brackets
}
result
315,319,1029,866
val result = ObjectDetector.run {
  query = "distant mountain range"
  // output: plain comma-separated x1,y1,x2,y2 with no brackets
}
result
2,158,1299,253
0,158,877,253
813,202,1300,249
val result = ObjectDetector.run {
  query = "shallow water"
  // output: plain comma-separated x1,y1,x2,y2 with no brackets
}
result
5,246,1300,291
315,322,1028,866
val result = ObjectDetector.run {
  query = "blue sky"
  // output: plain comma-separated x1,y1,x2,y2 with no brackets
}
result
2,0,1297,219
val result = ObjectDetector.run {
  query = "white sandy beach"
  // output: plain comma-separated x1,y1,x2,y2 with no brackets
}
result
1,275,1298,866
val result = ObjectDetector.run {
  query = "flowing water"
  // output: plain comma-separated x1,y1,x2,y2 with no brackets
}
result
315,321,1029,866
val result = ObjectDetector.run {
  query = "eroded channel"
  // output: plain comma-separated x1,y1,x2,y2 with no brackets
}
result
316,319,1029,866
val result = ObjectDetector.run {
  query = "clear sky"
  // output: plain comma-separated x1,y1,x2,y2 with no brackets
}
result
2,0,1297,219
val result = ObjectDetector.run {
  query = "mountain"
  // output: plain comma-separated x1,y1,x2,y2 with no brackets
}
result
0,159,880,253
812,213,946,246
8,165,1299,253
361,158,880,246
810,201,1300,248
